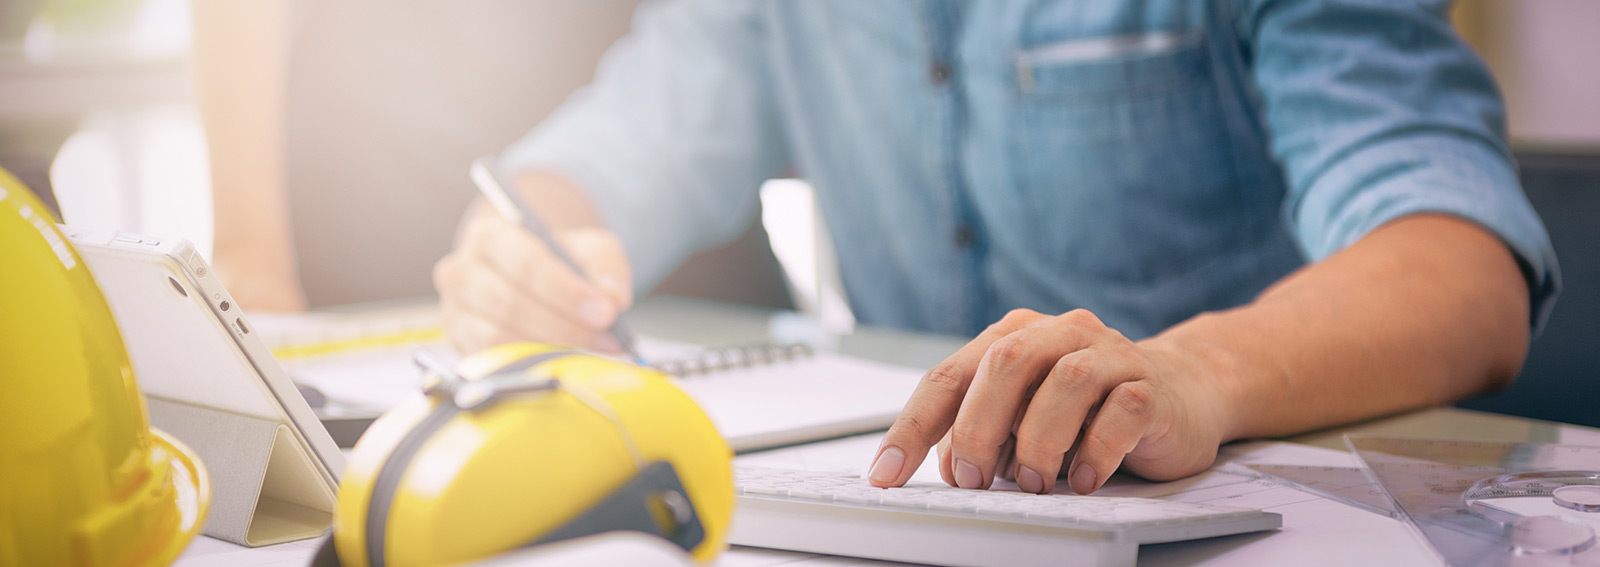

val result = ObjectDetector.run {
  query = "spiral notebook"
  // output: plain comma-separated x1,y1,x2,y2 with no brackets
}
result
253,308,927,452
639,339,925,452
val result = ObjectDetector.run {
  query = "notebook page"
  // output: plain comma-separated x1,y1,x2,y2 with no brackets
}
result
641,338,926,452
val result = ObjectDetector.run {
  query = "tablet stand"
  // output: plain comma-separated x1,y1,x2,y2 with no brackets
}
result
147,397,337,547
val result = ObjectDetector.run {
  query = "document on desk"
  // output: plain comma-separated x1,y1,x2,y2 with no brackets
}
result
252,309,926,453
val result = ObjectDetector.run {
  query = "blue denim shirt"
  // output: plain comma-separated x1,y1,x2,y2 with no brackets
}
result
503,0,1558,339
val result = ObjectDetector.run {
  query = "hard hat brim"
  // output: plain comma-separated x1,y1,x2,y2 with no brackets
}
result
146,428,213,565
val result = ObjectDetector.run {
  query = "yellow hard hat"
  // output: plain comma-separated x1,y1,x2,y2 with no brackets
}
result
333,343,734,567
0,169,211,566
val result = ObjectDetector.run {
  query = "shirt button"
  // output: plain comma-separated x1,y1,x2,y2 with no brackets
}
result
929,62,951,85
954,226,975,248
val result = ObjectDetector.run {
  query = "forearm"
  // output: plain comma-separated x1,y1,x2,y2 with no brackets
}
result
193,0,303,310
1146,214,1531,441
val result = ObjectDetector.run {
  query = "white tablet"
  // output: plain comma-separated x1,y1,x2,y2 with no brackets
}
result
63,226,343,546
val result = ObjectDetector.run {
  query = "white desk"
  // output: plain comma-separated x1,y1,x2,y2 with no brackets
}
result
175,295,1600,567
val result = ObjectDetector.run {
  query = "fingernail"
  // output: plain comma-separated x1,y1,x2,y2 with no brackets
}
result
955,458,983,489
578,297,614,329
1017,465,1044,494
869,447,905,484
592,334,622,353
1071,463,1098,494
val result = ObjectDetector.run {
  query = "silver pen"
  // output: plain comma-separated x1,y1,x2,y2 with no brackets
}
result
468,156,645,363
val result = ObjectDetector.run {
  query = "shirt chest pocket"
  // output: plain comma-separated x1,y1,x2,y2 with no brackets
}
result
1005,32,1247,283
1015,32,1206,97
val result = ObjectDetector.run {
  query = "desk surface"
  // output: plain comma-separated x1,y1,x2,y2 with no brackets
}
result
177,294,1599,567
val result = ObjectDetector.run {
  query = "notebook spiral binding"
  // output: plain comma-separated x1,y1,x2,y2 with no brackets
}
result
651,343,815,377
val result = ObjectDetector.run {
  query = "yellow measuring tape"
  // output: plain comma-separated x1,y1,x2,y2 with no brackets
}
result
270,327,445,361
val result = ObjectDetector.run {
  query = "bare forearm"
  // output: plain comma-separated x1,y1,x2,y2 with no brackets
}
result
1146,214,1531,441
193,0,302,309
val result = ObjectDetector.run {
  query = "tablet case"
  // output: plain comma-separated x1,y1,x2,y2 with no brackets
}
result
148,397,336,547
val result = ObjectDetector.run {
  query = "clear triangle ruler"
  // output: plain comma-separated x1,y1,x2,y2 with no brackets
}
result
1348,436,1600,567
1241,464,1398,518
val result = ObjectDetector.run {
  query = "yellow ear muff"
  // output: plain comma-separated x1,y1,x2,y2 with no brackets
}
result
331,343,733,567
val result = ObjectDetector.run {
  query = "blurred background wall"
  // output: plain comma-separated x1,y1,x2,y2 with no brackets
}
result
1454,0,1600,149
0,0,196,241
280,1,643,306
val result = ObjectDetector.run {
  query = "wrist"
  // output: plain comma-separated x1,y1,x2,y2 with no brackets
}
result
1139,314,1252,443
512,170,605,230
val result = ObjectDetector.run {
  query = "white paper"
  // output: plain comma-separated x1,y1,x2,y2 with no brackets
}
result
660,346,923,452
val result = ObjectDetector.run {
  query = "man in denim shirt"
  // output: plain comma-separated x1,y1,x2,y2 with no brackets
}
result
435,1,1558,494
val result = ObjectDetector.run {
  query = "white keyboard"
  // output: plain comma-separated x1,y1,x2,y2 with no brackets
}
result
727,467,1281,567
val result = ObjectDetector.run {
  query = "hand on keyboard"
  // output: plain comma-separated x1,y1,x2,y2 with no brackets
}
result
866,308,1229,495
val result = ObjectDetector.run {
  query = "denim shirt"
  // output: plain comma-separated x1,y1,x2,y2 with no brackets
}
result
503,0,1558,339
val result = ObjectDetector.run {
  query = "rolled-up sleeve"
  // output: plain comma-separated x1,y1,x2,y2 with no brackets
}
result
1243,0,1560,330
500,0,786,291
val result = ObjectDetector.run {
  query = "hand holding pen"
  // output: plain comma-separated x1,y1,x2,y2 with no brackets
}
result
432,157,643,362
